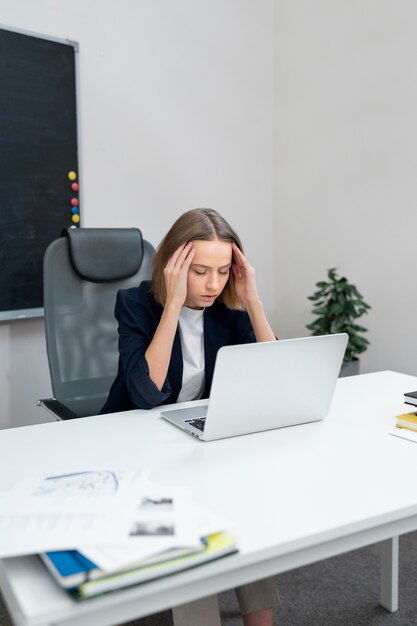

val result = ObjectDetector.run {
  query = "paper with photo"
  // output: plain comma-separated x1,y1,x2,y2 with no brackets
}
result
81,478,232,572
82,480,198,570
0,469,139,557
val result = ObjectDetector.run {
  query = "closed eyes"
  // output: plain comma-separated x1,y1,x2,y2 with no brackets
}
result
193,269,230,276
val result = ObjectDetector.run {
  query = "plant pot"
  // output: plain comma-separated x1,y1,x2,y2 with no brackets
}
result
339,358,360,378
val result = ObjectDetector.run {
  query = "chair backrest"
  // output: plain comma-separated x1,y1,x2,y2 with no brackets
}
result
43,227,154,417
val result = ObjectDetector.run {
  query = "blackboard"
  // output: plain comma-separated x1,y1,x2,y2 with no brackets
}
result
0,26,79,321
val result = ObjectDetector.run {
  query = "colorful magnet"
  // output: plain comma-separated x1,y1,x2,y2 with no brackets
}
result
68,171,77,181
70,198,79,207
72,214,80,224
71,182,79,192
71,206,79,215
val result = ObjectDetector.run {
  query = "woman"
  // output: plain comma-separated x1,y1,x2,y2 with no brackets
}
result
102,208,279,626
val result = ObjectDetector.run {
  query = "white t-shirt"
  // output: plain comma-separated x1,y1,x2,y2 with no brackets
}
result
176,306,205,403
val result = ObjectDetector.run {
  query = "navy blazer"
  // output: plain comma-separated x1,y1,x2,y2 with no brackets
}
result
101,281,256,414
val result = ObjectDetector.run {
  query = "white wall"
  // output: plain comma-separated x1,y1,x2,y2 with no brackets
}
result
4,0,417,429
0,0,275,427
274,0,417,376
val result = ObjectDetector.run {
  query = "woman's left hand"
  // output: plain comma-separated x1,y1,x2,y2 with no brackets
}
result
231,243,260,307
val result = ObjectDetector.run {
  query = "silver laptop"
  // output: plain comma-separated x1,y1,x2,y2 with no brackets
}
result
160,333,348,441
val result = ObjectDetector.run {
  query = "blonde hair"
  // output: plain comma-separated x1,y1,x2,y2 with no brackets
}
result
151,208,244,309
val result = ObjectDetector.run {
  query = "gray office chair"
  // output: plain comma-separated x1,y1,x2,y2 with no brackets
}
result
39,227,155,420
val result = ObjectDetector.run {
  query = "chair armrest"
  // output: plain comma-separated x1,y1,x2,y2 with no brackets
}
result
37,398,80,421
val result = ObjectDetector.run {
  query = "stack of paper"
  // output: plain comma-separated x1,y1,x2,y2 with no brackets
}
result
43,532,236,599
0,469,237,598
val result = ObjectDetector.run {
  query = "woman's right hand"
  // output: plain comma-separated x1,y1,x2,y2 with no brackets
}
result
146,242,195,389
163,242,195,309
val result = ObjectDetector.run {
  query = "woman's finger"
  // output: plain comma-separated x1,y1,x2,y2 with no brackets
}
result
233,244,257,289
232,243,247,267
181,247,195,271
165,244,186,270
166,242,191,272
175,242,194,271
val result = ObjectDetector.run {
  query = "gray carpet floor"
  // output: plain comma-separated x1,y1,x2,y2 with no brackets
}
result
2,531,417,625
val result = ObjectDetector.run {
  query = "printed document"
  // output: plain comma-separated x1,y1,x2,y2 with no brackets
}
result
0,469,139,557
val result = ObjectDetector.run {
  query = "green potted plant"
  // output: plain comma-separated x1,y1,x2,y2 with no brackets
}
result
306,268,371,377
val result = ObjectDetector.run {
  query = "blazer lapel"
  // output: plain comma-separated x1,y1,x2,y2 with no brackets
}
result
168,328,183,402
203,306,231,396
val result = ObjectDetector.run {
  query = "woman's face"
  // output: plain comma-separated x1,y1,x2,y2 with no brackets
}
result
184,239,232,309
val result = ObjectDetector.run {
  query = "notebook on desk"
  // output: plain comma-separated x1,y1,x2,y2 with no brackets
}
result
40,533,237,598
160,333,348,441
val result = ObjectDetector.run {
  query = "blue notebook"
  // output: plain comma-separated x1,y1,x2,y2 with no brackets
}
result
41,550,99,589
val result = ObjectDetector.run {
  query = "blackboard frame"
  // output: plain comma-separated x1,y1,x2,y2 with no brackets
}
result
0,24,81,322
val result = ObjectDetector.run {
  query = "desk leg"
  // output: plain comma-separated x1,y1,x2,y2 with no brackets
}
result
172,595,221,626
380,536,399,612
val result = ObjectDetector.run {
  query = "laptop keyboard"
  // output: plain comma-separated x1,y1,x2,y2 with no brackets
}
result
185,417,206,432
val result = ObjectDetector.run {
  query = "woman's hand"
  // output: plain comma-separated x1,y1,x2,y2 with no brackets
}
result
164,242,195,309
231,243,260,307
146,243,194,389
232,243,276,342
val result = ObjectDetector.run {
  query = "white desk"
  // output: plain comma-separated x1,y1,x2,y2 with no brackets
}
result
1,371,417,626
